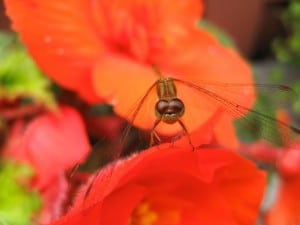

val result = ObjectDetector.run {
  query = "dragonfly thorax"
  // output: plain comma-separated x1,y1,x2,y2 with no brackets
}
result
156,77,177,100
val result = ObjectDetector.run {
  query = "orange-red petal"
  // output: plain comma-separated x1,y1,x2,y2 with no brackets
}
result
93,56,221,136
157,29,255,110
6,106,91,188
4,0,103,103
213,113,239,149
265,178,300,225
50,146,266,225
93,29,254,139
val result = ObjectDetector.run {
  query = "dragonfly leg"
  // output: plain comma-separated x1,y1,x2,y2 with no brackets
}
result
170,131,185,147
150,119,162,146
67,163,80,178
177,119,195,150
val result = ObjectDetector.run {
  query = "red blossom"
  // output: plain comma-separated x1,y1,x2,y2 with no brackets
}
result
263,141,300,225
4,0,254,148
237,137,300,225
6,105,91,188
265,175,300,225
49,145,266,225
38,174,69,224
240,110,300,225
4,0,104,103
3,106,91,224
84,115,126,141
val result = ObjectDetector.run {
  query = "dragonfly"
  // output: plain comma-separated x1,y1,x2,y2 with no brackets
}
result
99,65,300,162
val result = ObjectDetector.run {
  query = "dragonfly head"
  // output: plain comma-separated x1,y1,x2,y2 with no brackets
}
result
155,98,185,124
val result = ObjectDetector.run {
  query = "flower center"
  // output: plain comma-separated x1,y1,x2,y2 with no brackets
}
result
129,197,182,225
129,201,158,225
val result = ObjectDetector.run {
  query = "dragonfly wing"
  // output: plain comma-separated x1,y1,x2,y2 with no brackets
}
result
173,78,300,147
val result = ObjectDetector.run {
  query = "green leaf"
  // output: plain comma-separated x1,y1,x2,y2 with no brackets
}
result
198,20,235,48
0,32,56,108
0,160,42,225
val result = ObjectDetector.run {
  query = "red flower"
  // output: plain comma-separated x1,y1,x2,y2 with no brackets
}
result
266,180,300,225
4,0,254,148
49,145,266,225
38,174,69,224
240,110,300,225
263,139,300,225
244,139,300,225
256,139,300,225
4,0,104,103
90,1,254,148
5,105,91,189
4,106,91,224
265,179,300,225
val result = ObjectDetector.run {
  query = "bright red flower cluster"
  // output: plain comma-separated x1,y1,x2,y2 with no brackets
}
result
50,146,266,225
4,0,254,148
241,110,300,225
3,0,268,224
265,143,300,225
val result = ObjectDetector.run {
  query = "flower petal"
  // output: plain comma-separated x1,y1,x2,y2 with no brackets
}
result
157,29,255,111
4,0,103,102
93,27,254,141
39,175,68,224
93,56,222,136
50,146,266,225
213,113,239,149
265,179,300,225
9,106,90,188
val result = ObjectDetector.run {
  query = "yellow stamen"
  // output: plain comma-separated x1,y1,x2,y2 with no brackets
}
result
129,201,158,225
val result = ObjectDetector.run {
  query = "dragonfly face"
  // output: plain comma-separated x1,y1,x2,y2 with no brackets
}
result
155,78,185,124
146,77,193,147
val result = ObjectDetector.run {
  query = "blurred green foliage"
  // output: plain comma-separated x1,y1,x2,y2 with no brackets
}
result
271,0,300,115
234,91,282,146
273,0,300,65
0,32,55,108
0,160,41,225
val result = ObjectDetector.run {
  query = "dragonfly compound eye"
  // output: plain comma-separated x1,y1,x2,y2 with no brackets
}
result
168,98,185,116
155,100,169,116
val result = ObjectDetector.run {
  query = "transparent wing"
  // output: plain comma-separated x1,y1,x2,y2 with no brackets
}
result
174,78,300,147
81,81,159,201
